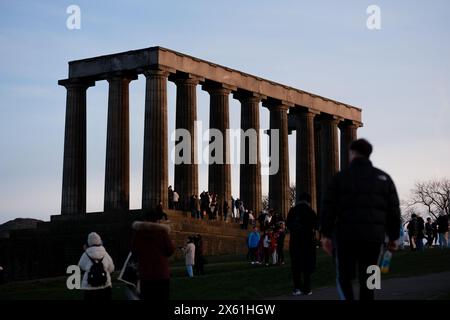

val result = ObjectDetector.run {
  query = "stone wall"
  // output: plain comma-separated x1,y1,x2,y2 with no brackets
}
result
0,210,252,281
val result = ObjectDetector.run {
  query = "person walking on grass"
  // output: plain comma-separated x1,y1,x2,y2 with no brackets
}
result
78,232,115,300
286,193,318,296
425,217,434,248
437,212,449,248
131,213,175,301
320,139,401,301
407,214,419,251
193,234,206,276
416,216,425,251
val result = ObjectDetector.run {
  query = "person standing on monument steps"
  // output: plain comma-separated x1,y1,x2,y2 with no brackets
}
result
131,212,175,300
78,232,115,300
286,193,318,296
173,190,180,210
320,139,401,301
168,186,174,209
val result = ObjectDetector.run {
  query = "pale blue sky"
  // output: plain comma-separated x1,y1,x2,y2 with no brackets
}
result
1,0,449,223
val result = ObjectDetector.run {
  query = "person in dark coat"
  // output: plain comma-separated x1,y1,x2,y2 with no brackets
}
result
276,222,286,265
432,220,438,246
131,213,175,301
155,202,168,221
416,216,425,251
258,211,267,231
0,266,4,285
168,186,174,209
286,193,318,295
437,213,449,248
223,200,230,222
425,217,434,248
407,214,419,251
242,210,250,230
320,139,401,301
193,234,205,275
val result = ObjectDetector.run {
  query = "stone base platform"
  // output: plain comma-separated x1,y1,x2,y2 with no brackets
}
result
0,210,250,281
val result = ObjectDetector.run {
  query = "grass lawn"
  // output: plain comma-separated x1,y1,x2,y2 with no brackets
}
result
0,248,449,300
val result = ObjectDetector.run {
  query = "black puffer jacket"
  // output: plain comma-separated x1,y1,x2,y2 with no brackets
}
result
320,157,401,243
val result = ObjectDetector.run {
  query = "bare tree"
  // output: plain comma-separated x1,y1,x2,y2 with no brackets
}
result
262,195,269,211
289,184,296,208
261,185,296,211
406,178,450,220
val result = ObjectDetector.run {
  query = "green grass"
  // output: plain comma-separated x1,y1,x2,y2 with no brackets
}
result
1,248,449,300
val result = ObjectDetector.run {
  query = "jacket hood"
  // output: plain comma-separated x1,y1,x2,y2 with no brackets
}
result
87,232,102,246
85,245,107,260
132,221,171,233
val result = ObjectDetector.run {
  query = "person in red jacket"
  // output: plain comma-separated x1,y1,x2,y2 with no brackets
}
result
131,213,175,301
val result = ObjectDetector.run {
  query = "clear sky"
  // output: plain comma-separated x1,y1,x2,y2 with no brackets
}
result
0,0,449,224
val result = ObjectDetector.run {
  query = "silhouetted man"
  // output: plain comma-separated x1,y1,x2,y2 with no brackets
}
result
320,139,401,300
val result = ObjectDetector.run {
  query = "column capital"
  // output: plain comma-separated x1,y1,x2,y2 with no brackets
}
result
320,114,343,125
143,68,170,78
338,119,363,128
106,71,138,83
262,98,293,111
233,90,266,103
58,78,95,89
170,72,204,85
202,82,236,95
263,103,291,112
291,107,320,118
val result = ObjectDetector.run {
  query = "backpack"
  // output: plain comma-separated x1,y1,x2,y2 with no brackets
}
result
87,255,107,287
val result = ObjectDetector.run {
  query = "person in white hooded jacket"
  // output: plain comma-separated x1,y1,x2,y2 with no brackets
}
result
181,236,195,277
78,232,115,300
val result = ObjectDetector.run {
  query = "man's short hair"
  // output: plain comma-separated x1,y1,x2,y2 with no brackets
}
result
350,139,373,158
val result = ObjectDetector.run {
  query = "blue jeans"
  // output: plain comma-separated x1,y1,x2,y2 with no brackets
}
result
186,265,194,277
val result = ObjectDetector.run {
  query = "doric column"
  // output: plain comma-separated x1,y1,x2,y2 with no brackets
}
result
59,79,95,215
203,83,233,217
142,69,169,210
339,120,360,169
173,74,202,211
234,91,263,215
314,120,322,213
264,101,291,218
320,116,340,198
295,110,318,211
104,73,136,212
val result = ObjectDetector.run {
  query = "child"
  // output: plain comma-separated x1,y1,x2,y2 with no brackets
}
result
263,230,271,266
270,229,279,265
181,237,196,277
